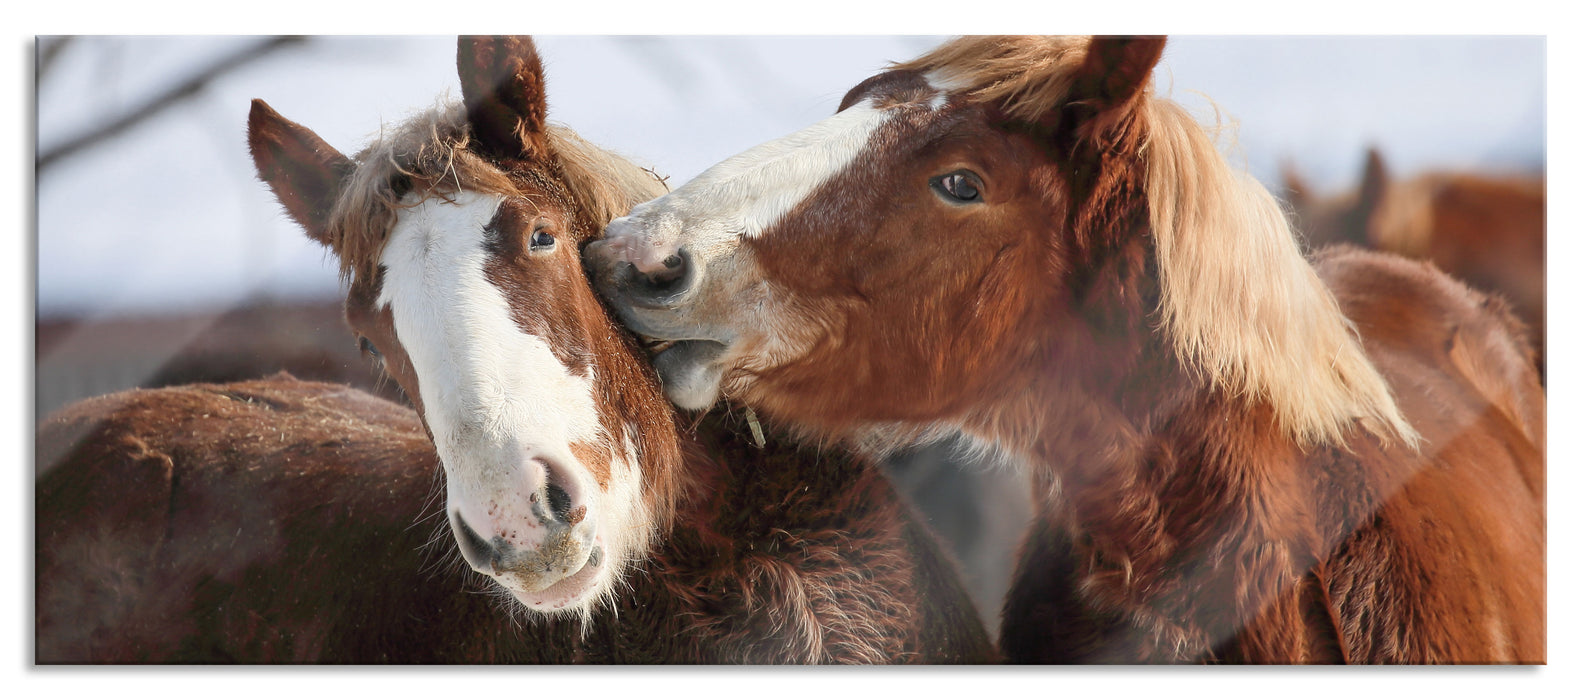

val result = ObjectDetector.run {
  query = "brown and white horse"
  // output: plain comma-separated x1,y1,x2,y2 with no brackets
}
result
1283,148,1545,375
585,36,1545,663
179,35,992,662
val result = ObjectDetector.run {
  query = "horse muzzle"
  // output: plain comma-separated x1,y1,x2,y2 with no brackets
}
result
445,456,606,611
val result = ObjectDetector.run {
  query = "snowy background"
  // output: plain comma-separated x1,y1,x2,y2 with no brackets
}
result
21,27,1576,695
36,35,1545,318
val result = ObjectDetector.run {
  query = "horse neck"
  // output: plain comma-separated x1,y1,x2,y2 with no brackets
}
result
959,177,1325,608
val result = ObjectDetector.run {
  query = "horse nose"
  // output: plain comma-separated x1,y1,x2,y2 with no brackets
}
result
449,509,503,574
445,458,592,578
615,247,694,307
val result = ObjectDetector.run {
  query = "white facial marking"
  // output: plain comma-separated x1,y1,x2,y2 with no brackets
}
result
604,99,893,269
378,191,601,485
377,190,646,616
924,69,974,95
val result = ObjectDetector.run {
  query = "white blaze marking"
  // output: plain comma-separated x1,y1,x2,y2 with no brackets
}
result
378,192,602,486
607,100,894,264
378,189,650,616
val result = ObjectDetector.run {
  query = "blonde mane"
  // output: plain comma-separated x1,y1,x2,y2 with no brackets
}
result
891,35,1092,123
906,36,1418,449
327,101,668,285
1140,93,1418,449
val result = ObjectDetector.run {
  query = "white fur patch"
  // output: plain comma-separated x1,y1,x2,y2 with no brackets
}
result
378,190,647,617
607,99,893,268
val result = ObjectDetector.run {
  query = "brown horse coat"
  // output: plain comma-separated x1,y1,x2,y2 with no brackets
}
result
996,248,1545,664
36,374,994,664
582,35,1546,664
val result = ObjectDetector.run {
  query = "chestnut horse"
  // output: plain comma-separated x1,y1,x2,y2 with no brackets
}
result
34,35,994,663
1283,148,1545,375
585,36,1545,663
37,375,990,662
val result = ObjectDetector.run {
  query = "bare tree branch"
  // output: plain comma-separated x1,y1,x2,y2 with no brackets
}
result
37,36,307,175
36,36,75,84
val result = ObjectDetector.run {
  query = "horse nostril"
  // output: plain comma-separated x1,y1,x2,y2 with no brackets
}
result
450,510,498,574
622,248,691,302
546,482,574,522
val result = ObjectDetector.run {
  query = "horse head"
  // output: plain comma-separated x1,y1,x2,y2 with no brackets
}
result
248,35,678,618
585,35,1412,457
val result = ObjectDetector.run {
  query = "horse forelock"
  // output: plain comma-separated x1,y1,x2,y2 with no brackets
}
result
1136,98,1419,450
328,100,667,290
890,35,1092,124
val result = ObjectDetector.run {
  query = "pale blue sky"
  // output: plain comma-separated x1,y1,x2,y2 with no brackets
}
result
35,36,1544,317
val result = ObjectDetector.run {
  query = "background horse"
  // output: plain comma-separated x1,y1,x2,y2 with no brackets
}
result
134,34,988,662
585,35,1545,663
1283,147,1545,375
36,374,990,663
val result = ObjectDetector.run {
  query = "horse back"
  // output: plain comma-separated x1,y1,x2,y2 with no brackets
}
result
36,375,994,663
1309,247,1544,663
35,374,561,663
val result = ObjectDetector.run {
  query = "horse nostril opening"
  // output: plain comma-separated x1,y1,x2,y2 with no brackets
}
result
546,482,574,522
450,510,497,573
622,248,691,301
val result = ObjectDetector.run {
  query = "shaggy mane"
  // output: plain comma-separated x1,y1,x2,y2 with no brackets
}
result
890,35,1092,123
327,101,668,285
904,36,1418,450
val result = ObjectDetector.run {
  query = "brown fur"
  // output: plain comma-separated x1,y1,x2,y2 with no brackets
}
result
650,36,1543,663
1283,148,1545,376
36,375,994,663
112,35,993,663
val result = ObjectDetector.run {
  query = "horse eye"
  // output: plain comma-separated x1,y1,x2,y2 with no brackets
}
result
529,228,556,250
931,171,982,203
358,336,381,359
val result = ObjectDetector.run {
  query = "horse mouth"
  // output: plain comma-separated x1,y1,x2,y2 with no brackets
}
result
640,336,727,365
501,541,607,613
648,338,727,370
642,336,678,354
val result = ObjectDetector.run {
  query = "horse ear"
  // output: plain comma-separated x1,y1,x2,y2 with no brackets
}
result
1357,147,1390,219
1281,161,1312,210
247,99,353,246
457,35,549,160
1061,36,1166,139
1280,161,1315,241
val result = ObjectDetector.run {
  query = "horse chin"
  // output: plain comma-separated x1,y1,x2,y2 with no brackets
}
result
651,339,728,410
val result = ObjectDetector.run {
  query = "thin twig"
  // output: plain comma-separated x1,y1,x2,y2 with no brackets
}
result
37,36,306,175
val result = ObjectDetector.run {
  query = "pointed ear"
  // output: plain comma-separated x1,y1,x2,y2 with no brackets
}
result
1357,147,1389,218
1073,36,1167,109
247,99,353,245
1357,147,1393,247
1061,35,1166,138
1281,160,1312,210
457,35,549,160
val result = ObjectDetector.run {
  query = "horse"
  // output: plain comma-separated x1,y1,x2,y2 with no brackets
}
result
1283,148,1545,375
583,35,1545,663
36,373,991,663
50,34,987,663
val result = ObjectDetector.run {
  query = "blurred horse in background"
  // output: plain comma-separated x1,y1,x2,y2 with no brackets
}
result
1283,148,1544,375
